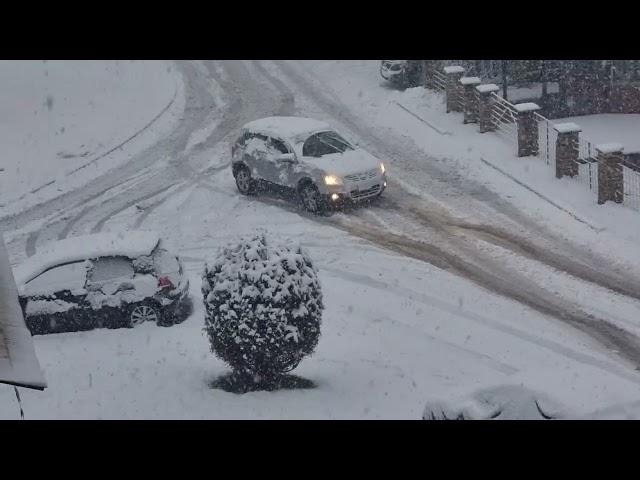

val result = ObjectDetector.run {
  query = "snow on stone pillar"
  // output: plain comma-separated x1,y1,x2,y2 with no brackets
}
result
515,102,541,157
460,76,481,124
553,123,581,179
476,83,500,133
596,143,624,205
444,65,465,113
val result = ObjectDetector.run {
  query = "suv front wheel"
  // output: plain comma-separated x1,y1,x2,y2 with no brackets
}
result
299,182,326,214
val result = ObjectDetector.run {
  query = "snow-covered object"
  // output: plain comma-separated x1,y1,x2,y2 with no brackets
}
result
85,274,158,310
514,102,541,113
15,231,160,288
304,148,381,176
26,298,76,316
444,66,464,74
596,142,624,154
476,83,500,93
553,122,582,134
202,233,323,379
0,232,47,390
460,76,481,86
422,385,567,420
242,116,331,145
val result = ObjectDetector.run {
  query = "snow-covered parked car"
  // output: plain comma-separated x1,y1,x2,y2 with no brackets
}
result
231,116,387,213
14,232,191,335
380,60,423,88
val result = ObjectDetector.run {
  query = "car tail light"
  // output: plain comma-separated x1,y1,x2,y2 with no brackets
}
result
158,276,174,291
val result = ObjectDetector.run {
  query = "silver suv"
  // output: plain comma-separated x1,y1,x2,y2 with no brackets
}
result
231,116,387,213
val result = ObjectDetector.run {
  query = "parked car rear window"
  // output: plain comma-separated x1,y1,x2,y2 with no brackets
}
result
24,261,87,295
87,257,134,283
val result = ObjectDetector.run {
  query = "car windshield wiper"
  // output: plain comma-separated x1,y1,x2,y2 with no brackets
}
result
317,136,351,154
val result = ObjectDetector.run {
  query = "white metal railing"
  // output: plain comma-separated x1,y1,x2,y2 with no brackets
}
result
622,161,640,211
432,69,447,92
535,112,557,170
536,112,598,197
490,92,518,150
425,66,640,214
575,137,599,195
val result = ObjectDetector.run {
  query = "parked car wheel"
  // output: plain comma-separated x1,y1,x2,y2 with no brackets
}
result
299,182,326,214
126,302,161,328
235,165,256,195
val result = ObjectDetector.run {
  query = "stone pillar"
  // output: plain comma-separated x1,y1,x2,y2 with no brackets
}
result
460,76,481,124
553,122,581,179
444,66,465,113
597,143,624,205
476,83,500,133
515,102,541,157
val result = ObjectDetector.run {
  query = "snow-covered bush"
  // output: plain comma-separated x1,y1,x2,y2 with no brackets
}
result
202,233,323,389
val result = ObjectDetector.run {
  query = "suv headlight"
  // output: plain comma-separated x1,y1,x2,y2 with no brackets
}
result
324,174,343,186
380,163,386,174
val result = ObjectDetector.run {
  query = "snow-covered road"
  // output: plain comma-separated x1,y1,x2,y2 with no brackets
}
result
2,60,640,418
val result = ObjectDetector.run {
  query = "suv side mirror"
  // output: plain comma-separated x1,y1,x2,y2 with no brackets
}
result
277,153,296,163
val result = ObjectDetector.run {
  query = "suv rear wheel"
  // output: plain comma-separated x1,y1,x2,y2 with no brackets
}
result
126,302,161,328
235,165,256,195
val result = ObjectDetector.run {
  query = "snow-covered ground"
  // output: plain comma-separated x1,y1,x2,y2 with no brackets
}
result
2,60,640,419
0,60,184,215
554,113,640,153
303,61,640,271
5,178,640,418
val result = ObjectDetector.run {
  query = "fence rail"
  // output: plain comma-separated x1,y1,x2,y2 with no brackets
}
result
427,65,639,214
432,70,447,92
622,162,640,211
575,137,599,195
535,112,556,170
490,92,518,150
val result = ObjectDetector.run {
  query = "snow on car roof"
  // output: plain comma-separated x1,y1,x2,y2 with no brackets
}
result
242,116,332,142
15,231,160,287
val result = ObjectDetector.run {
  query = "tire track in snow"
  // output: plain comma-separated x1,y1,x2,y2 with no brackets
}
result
12,61,200,254
40,60,227,242
280,60,640,299
337,214,640,371
235,157,640,372
90,59,298,235
79,61,219,237
133,60,292,229
250,60,295,116
323,265,640,385
268,60,640,371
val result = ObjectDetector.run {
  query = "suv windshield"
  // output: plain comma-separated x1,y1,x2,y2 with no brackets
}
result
302,131,354,157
